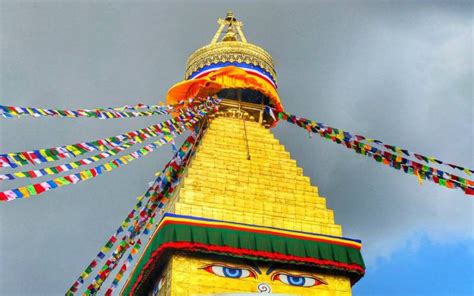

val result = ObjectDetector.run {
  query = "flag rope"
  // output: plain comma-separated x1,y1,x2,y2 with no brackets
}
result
273,109,474,195
0,99,214,168
102,117,210,296
0,97,200,119
0,99,221,201
66,115,210,295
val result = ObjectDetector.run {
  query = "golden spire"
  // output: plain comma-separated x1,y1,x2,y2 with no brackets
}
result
185,12,277,83
211,11,247,43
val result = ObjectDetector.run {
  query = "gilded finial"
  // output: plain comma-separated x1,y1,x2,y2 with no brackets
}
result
211,11,247,44
185,12,277,84
222,26,237,42
225,11,236,22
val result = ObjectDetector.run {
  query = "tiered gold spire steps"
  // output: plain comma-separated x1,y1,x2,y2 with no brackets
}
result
171,116,343,237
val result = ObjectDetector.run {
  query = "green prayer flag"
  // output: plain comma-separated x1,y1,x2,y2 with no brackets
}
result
25,185,36,195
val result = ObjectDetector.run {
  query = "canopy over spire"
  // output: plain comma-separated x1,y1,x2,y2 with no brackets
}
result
167,12,282,117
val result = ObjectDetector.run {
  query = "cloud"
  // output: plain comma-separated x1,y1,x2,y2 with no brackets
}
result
273,3,473,265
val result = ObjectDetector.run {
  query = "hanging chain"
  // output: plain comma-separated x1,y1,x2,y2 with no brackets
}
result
238,90,251,160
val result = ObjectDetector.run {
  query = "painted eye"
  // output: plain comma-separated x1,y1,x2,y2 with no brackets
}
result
272,272,326,287
201,264,257,279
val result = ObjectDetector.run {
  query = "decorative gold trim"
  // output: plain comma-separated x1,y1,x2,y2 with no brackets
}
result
185,41,277,83
217,107,254,121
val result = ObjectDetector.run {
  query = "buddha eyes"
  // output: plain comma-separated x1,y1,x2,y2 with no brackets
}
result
271,272,327,287
200,263,327,288
201,264,257,279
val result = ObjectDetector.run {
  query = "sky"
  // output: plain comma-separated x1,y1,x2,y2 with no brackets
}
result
0,0,473,295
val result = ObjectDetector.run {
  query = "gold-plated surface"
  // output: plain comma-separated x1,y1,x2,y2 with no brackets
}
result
145,116,355,295
185,42,277,82
185,12,276,82
153,254,352,295
214,99,274,127
170,116,343,237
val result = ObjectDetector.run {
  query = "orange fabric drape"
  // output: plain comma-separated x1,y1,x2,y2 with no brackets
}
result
166,66,283,111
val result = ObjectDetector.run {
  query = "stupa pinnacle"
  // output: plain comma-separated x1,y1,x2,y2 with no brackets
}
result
121,12,365,295
185,11,277,89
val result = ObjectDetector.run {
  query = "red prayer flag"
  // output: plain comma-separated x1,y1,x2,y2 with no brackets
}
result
33,184,46,194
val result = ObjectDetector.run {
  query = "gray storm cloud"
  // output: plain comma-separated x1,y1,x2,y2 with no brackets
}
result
1,1,472,294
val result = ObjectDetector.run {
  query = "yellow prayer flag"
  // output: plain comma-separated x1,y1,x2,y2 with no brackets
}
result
67,145,78,152
44,168,55,175
38,109,48,115
416,170,423,185
26,108,36,115
18,187,30,197
55,178,69,186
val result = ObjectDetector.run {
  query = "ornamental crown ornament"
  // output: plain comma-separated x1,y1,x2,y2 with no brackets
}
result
184,11,277,84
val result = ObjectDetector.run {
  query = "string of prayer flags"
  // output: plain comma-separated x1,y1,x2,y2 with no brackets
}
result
1,140,139,181
0,99,217,202
0,99,216,168
110,97,199,112
270,108,473,176
69,124,205,295
90,139,199,294
0,100,218,201
66,186,158,294
348,139,474,194
0,97,207,119
101,122,205,293
276,110,474,195
84,235,132,295
349,132,472,176
0,121,169,168
0,132,181,201
0,97,203,119
73,131,202,295
64,109,211,295
0,110,202,181
283,112,472,188
104,239,143,296
0,104,170,119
